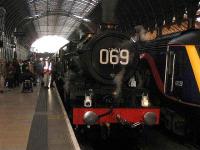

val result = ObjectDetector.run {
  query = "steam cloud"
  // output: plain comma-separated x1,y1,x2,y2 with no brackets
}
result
134,25,147,41
113,68,125,105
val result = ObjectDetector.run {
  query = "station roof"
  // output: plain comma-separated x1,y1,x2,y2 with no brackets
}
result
0,0,199,47
27,0,99,38
0,0,38,48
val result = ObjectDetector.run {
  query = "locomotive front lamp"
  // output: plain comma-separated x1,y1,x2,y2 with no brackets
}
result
141,95,150,107
84,95,92,107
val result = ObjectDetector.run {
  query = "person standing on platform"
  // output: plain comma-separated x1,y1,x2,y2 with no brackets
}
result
13,59,20,87
35,59,43,84
18,59,24,83
5,62,14,88
43,59,51,88
0,59,5,93
49,59,55,88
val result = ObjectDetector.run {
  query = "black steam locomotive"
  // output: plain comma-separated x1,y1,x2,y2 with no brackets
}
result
57,28,160,129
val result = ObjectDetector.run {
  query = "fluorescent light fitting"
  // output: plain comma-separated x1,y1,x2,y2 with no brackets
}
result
196,17,200,22
83,18,91,22
73,14,83,19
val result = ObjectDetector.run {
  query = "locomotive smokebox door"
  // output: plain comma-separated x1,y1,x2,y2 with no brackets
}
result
80,31,139,85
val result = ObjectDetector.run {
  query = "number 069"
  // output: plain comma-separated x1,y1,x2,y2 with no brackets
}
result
100,49,129,65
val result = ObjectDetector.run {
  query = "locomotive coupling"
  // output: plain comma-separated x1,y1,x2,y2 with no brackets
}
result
116,114,142,128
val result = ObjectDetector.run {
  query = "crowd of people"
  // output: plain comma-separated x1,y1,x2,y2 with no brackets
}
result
0,58,57,92
3,60,35,88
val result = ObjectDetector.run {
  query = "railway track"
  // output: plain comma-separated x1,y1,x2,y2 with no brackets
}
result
75,126,199,150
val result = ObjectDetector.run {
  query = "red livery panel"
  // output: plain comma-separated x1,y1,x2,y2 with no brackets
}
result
73,108,160,125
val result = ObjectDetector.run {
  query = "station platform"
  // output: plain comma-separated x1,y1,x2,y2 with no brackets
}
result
0,85,80,150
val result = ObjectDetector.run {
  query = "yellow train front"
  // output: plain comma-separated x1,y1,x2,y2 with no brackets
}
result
139,29,200,138
165,29,200,104
60,29,160,129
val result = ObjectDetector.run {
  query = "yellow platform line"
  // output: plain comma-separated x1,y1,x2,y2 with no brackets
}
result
185,45,200,92
48,114,64,120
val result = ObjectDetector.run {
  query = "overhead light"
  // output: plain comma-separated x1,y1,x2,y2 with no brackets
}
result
83,18,91,22
25,14,40,20
34,14,40,17
72,14,91,22
29,0,40,4
24,16,34,20
130,37,136,43
141,95,150,107
91,0,98,3
172,16,176,23
163,20,166,25
29,0,34,3
73,14,83,19
196,17,200,22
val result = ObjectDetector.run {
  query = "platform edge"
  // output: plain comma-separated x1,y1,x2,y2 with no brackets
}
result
53,82,81,150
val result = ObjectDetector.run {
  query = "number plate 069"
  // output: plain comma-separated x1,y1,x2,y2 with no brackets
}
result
99,48,129,65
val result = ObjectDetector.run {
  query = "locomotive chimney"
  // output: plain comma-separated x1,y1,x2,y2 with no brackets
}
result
101,0,119,30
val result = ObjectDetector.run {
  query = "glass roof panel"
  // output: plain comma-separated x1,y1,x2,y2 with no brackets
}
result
27,0,100,39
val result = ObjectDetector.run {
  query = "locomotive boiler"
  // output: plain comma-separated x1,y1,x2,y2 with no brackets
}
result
58,28,160,129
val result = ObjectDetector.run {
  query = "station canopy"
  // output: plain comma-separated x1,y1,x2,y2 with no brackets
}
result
27,0,99,38
1,0,199,47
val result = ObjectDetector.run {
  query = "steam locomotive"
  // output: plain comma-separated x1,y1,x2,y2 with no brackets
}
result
57,27,160,129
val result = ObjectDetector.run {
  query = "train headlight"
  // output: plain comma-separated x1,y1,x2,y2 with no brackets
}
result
84,89,93,107
84,95,92,107
141,95,150,107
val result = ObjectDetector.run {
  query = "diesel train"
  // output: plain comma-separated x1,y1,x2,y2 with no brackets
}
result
56,26,161,130
140,29,200,140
